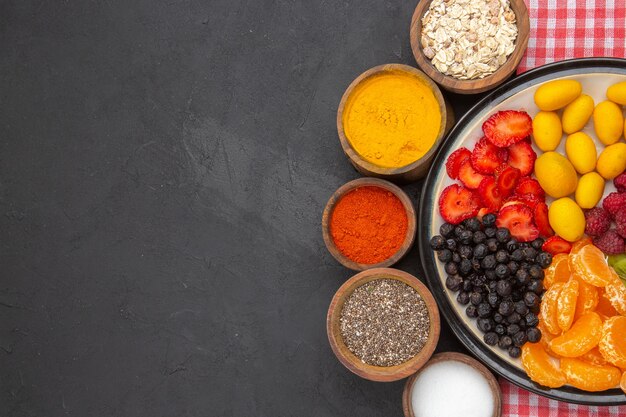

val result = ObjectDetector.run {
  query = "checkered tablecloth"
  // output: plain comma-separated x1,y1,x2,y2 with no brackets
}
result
517,0,626,73
500,379,626,416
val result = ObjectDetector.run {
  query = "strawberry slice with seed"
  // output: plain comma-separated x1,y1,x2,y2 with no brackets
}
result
458,159,487,189
542,236,572,255
516,193,541,209
495,166,521,198
438,184,481,224
482,110,533,147
470,137,507,174
514,177,545,199
533,202,554,238
445,147,471,179
478,177,503,211
496,203,539,242
507,141,537,176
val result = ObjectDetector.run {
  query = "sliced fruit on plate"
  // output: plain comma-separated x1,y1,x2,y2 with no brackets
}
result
534,202,554,238
515,177,545,200
458,159,486,189
521,342,566,388
516,193,541,209
542,236,572,255
445,147,471,179
478,177,503,211
560,357,622,392
495,165,521,197
507,141,537,176
438,184,481,224
471,137,508,174
482,110,533,148
496,203,539,242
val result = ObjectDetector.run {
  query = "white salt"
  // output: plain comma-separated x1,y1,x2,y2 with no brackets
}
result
411,360,494,417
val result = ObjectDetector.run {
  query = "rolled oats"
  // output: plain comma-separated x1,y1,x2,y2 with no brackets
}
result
420,0,518,80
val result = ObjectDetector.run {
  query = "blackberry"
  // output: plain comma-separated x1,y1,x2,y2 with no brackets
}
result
529,264,544,279
473,231,487,244
477,302,492,318
486,238,499,252
445,274,463,291
496,228,511,242
484,227,496,238
498,335,513,349
463,217,481,232
484,332,499,346
473,244,488,259
526,327,541,343
512,331,528,347
466,305,478,318
429,235,446,250
459,259,473,276
495,263,510,278
470,292,483,306
477,318,494,333
536,252,552,268
437,249,453,262
496,279,513,297
481,255,497,270
495,250,509,264
458,245,473,259
531,238,545,250
445,262,458,275
457,291,470,305
508,346,522,358
482,213,496,226
440,222,455,238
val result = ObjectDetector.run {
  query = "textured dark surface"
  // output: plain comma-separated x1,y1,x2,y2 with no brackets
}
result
1,1,481,416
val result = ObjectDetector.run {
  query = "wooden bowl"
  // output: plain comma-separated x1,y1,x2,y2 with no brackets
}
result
321,178,416,271
327,268,440,382
402,352,502,417
410,0,529,94
336,64,454,183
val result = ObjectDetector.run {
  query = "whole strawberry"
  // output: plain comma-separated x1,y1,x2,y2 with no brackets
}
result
593,230,625,255
603,192,626,217
585,207,612,236
616,207,626,239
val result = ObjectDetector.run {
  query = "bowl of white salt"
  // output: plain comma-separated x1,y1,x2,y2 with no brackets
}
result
402,352,502,417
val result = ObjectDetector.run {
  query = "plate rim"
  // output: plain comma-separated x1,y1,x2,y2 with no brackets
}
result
419,57,626,405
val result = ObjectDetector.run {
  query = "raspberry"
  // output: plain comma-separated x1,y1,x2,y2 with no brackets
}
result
584,207,612,236
603,192,626,217
616,208,626,239
615,172,626,193
593,230,625,255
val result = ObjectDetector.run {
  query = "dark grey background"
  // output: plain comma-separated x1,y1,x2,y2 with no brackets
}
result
1,1,482,415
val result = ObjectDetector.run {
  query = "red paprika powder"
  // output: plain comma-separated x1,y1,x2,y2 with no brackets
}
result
330,186,408,264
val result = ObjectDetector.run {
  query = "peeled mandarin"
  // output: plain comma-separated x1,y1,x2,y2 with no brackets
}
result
607,81,626,105
548,198,585,242
565,132,597,174
541,282,564,335
543,253,570,289
596,142,626,180
534,79,582,111
521,342,567,388
603,271,626,316
598,316,626,368
532,111,563,151
593,100,624,145
575,172,605,209
569,244,615,287
557,279,579,331
562,94,595,134
550,312,603,357
570,237,593,254
534,152,578,198
561,357,622,391
596,288,620,319
573,277,599,321
581,347,608,366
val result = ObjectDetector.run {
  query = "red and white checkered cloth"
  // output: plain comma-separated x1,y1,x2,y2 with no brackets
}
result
517,0,626,73
499,379,626,416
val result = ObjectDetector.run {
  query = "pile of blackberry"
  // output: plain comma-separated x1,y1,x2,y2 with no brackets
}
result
429,214,553,358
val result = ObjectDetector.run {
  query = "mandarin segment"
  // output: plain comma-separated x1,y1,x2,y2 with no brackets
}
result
569,244,615,287
573,278,599,321
580,347,608,366
596,289,620,319
603,273,626,316
543,253,570,289
560,357,622,391
550,312,603,357
570,237,592,253
521,343,567,388
541,282,564,335
557,279,579,331
621,371,626,394
599,316,626,368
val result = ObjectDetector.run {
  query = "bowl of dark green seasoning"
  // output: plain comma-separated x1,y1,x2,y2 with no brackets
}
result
326,268,441,382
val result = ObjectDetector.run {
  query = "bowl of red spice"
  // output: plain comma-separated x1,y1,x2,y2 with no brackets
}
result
327,268,441,382
322,178,417,271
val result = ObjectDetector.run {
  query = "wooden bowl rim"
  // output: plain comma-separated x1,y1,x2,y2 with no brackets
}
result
326,268,441,382
402,352,502,417
336,63,450,176
409,0,530,94
321,178,417,271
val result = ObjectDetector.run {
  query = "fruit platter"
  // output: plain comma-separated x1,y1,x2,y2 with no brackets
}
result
419,58,626,404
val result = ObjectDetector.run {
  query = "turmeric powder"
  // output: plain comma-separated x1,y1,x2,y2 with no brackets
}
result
342,70,441,168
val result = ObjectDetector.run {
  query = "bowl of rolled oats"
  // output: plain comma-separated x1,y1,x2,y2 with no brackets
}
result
410,0,529,94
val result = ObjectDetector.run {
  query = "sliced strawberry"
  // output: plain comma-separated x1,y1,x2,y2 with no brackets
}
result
496,204,540,242
478,177,503,211
477,207,495,221
514,177,545,199
542,236,572,255
445,147,471,179
501,199,525,210
516,193,541,209
507,141,537,176
438,184,481,224
482,110,533,147
458,159,487,189
470,137,507,174
533,202,554,238
496,166,521,198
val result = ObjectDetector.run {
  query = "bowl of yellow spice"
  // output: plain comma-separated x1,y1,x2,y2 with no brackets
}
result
337,64,454,183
